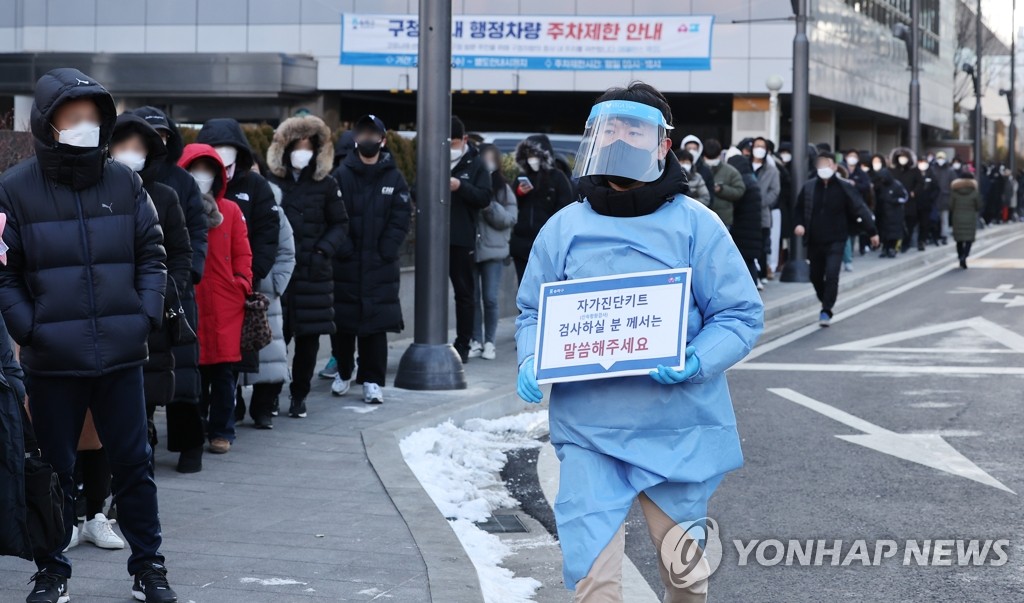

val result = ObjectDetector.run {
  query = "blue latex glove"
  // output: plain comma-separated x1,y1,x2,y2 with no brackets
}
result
517,357,544,403
650,346,700,385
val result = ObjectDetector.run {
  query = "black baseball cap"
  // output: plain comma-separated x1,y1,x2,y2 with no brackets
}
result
354,114,386,135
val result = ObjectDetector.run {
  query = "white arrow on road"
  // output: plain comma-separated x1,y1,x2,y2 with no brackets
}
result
767,388,1015,494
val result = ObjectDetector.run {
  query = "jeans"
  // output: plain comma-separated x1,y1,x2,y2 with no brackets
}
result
28,367,164,578
472,259,504,344
449,245,476,351
200,363,237,443
808,240,846,316
332,331,389,385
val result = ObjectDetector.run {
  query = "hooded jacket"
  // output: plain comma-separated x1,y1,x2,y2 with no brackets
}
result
130,105,208,285
871,167,909,241
196,118,280,281
889,147,925,212
511,135,574,260
728,155,766,262
266,115,351,337
331,151,412,336
949,178,981,242
0,314,29,560
179,144,253,365
753,154,780,228
450,144,493,248
516,154,763,587
0,68,167,377
708,159,746,227
112,114,193,406
680,134,715,201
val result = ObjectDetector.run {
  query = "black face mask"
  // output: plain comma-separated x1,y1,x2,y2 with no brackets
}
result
592,140,657,182
357,141,382,158
605,174,638,188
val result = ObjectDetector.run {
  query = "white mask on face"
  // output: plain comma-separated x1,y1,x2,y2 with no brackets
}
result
872,161,883,171
52,121,101,148
450,147,465,162
846,156,858,166
214,145,238,169
952,162,962,170
779,152,792,163
936,159,946,166
191,170,215,195
917,162,928,171
113,150,147,172
527,157,542,171
752,147,767,159
680,163,692,173
817,167,835,180
897,156,909,166
705,158,721,167
485,161,498,173
290,149,314,170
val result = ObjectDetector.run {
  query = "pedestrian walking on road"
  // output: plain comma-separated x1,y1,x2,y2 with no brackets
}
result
515,82,764,603
794,152,879,327
950,172,981,269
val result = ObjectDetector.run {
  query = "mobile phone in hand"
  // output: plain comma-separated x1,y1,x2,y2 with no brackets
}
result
517,176,534,193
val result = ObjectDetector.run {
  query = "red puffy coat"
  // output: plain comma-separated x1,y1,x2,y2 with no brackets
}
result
178,144,253,365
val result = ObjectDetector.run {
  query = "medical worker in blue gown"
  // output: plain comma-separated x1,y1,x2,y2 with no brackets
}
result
515,83,764,602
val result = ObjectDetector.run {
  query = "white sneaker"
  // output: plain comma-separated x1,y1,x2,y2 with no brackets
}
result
481,342,496,360
80,513,125,550
363,383,384,404
63,525,79,552
331,374,351,397
467,340,483,358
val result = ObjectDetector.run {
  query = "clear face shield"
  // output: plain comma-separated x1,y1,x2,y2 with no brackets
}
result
572,100,673,184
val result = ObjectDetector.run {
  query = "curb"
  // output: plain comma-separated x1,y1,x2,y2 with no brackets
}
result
362,389,534,603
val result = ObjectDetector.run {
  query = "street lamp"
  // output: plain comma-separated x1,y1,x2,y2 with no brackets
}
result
954,111,968,141
781,0,810,283
766,75,783,145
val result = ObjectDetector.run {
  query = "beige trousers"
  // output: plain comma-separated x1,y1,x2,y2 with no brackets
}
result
573,491,709,603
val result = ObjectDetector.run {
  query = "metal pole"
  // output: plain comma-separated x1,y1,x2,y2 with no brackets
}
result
781,0,810,283
909,0,921,157
395,0,467,390
975,0,984,172
1010,0,1017,176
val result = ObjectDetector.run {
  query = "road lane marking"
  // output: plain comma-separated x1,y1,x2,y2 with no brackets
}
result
818,316,1024,354
950,284,1024,307
738,363,1024,375
964,258,1024,269
767,388,1015,494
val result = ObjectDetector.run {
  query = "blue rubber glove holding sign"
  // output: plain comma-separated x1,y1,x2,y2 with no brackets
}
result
649,346,700,385
517,357,544,403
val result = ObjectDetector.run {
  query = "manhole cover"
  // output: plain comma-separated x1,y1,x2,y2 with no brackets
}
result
474,513,529,533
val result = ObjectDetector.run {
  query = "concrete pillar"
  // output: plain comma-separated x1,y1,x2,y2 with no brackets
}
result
808,108,835,151
836,119,874,153
730,96,769,146
13,95,33,132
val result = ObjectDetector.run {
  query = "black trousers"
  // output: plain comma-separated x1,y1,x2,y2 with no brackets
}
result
27,366,164,578
332,331,389,385
285,333,320,402
513,256,528,285
956,240,974,259
904,206,933,247
449,245,476,350
808,240,846,316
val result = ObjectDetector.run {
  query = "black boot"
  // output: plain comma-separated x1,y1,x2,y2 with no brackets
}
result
250,387,274,430
234,386,246,424
176,445,203,474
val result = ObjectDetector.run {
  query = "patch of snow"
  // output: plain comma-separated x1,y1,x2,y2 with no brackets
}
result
400,410,549,603
344,405,380,414
239,577,308,586
909,401,961,409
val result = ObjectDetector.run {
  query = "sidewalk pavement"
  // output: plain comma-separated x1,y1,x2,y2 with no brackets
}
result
1,222,1019,602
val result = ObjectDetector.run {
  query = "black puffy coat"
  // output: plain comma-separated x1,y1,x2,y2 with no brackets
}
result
111,114,194,407
331,152,412,336
0,68,167,377
872,168,908,241
450,144,492,248
196,118,280,281
0,313,29,560
727,155,764,263
510,135,574,260
266,116,352,337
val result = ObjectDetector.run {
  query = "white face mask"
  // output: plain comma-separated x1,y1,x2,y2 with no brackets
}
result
225,163,236,181
52,121,101,148
936,159,946,166
450,147,465,162
485,161,498,173
817,167,835,180
952,162,962,170
897,156,909,166
527,157,542,171
872,162,883,171
752,147,767,159
214,145,238,169
779,152,792,163
846,156,858,166
705,158,721,167
918,162,928,171
680,163,692,173
290,149,314,170
191,170,215,195
113,150,147,172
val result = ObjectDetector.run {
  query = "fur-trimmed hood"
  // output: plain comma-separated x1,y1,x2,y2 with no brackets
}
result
267,115,334,181
515,135,555,173
951,177,978,192
889,146,917,167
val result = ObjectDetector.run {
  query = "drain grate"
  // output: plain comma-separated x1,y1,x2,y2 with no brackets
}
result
474,513,529,534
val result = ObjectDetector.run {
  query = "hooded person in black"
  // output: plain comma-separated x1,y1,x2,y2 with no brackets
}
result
510,134,574,283
0,68,178,603
196,118,281,281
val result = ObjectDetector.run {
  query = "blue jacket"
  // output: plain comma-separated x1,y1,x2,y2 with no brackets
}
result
515,194,764,588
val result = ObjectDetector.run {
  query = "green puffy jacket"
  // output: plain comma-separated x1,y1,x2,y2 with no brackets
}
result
710,162,746,226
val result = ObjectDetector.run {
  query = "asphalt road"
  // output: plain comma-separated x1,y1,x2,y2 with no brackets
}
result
517,233,1024,601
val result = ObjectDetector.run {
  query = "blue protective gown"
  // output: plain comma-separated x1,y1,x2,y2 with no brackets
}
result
515,194,764,589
